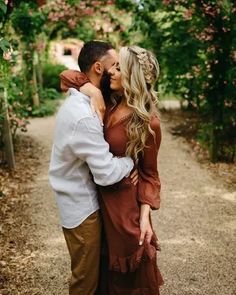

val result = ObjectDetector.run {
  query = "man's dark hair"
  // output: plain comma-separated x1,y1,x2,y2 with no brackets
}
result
78,41,114,72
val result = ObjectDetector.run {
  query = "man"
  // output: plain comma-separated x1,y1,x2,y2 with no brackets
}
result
49,41,136,295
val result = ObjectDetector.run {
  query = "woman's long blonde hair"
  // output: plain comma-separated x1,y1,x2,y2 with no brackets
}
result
119,46,160,164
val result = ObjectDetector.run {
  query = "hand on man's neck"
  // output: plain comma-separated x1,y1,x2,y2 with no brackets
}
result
85,72,101,90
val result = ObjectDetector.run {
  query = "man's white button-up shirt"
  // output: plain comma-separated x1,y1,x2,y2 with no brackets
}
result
49,88,133,229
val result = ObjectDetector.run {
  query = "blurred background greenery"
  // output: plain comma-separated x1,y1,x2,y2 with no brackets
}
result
0,0,235,166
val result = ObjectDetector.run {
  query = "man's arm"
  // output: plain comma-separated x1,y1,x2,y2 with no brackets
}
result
70,116,134,186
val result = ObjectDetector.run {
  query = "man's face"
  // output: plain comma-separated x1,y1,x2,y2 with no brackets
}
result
100,49,118,102
100,49,118,72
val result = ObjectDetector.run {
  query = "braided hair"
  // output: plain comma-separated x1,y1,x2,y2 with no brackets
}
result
128,46,160,86
119,46,160,163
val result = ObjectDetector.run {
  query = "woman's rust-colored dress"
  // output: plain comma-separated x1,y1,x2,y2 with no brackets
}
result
98,105,164,295
59,71,163,294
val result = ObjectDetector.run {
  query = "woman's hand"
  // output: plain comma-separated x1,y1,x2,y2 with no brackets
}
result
80,83,106,125
130,169,139,186
139,204,153,245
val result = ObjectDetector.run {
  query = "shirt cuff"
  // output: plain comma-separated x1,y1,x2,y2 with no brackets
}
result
124,157,134,177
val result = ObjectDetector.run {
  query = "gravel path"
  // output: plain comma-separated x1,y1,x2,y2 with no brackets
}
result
24,115,236,295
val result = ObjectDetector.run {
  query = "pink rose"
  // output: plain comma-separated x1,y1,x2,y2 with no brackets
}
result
3,50,11,61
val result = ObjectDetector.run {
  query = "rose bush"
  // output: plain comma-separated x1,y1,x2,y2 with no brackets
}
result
116,0,236,162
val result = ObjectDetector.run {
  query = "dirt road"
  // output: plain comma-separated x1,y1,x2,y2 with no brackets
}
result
20,115,235,295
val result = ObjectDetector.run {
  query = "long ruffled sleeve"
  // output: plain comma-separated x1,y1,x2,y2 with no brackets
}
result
138,116,162,210
60,70,90,92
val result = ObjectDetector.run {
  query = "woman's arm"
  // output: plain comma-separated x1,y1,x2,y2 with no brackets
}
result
60,70,106,124
138,116,161,245
60,70,89,92
80,83,106,125
139,204,153,245
138,116,162,209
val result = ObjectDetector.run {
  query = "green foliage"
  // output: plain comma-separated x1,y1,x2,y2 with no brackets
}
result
117,0,236,162
115,0,136,10
42,63,67,92
197,120,235,163
40,88,59,100
10,2,47,106
0,1,7,14
0,38,10,52
8,102,30,141
0,0,7,23
31,99,59,117
61,22,96,42
6,73,30,140
0,71,30,142
11,2,46,43
1,0,127,166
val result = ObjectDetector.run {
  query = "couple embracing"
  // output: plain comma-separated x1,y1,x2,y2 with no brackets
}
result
49,41,163,295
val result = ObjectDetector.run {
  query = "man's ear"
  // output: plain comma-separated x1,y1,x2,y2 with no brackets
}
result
93,61,103,75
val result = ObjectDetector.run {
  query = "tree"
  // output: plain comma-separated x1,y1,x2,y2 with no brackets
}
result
116,0,236,162
11,2,46,106
0,0,15,168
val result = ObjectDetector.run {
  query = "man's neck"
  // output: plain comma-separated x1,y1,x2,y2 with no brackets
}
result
85,72,101,89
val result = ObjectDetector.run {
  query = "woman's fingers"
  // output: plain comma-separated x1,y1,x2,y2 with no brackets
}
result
130,169,138,178
130,169,138,185
139,231,145,245
140,230,153,245
146,230,153,244
132,174,138,185
139,216,153,246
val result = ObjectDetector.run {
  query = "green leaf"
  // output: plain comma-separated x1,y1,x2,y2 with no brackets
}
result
0,38,10,52
0,39,10,47
0,2,7,14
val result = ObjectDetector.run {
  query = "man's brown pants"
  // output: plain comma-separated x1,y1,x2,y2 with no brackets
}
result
63,211,101,295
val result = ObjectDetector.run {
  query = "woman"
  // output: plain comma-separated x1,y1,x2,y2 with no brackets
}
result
62,45,163,294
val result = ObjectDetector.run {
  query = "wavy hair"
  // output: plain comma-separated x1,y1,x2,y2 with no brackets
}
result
119,45,160,163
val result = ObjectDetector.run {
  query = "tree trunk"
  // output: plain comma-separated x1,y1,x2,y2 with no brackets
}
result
36,50,43,95
210,127,218,163
32,50,40,107
2,88,15,169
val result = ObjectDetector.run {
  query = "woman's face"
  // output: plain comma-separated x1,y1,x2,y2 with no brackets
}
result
108,61,123,91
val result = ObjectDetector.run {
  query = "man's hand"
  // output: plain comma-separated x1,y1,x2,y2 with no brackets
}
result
130,169,138,185
80,83,106,125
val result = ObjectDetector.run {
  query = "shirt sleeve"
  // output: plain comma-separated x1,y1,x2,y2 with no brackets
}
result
69,116,134,186
137,116,162,210
60,70,90,92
